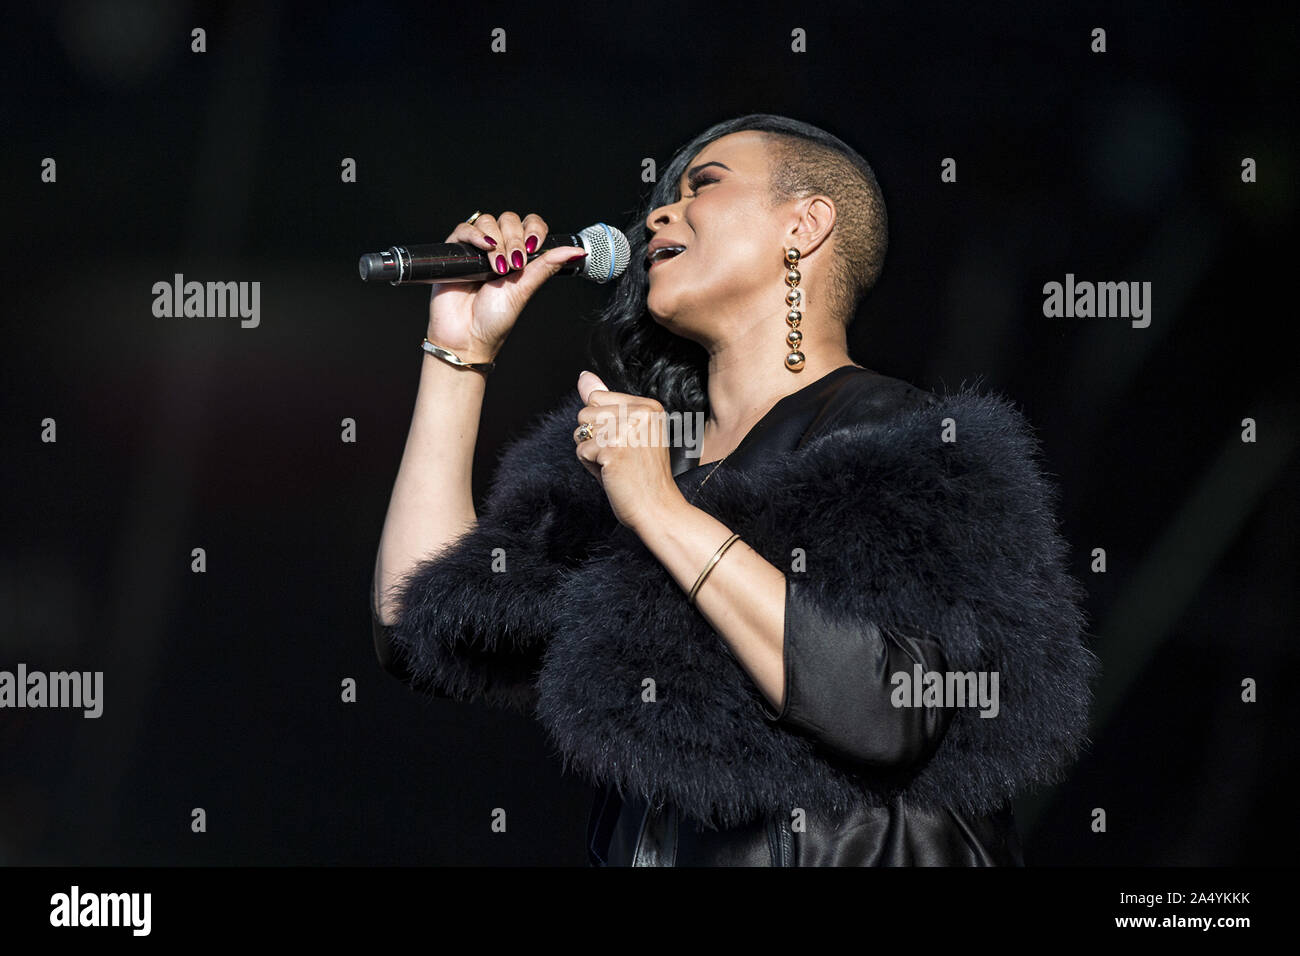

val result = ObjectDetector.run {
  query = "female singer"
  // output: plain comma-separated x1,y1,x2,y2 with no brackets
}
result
371,113,1097,866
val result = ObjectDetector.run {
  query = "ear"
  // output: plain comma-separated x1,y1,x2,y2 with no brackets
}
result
787,194,836,258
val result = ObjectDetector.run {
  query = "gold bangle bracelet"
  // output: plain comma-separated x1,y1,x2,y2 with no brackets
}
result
688,532,741,606
421,338,496,374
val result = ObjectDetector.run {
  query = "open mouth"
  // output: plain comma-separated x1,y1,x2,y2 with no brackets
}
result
647,246,686,268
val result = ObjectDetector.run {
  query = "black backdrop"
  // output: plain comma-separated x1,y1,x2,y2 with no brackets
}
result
1,0,1295,866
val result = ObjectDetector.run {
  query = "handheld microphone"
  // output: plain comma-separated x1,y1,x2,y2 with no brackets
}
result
358,223,631,285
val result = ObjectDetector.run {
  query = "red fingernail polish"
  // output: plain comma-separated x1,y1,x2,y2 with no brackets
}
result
484,236,497,247
495,255,506,273
511,250,523,269
566,251,588,262
525,235,538,253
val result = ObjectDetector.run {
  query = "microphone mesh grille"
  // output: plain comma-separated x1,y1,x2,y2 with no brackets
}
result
578,223,631,283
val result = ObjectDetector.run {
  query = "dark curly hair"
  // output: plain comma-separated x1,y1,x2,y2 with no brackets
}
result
587,113,888,416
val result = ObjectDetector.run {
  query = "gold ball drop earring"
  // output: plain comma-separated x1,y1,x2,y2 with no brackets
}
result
784,247,805,372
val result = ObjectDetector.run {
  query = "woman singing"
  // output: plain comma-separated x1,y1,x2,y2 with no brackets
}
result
371,113,1098,866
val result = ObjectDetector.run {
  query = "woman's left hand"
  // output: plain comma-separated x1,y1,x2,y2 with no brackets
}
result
574,370,685,533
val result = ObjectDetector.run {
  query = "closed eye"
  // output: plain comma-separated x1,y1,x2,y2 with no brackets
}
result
683,171,719,198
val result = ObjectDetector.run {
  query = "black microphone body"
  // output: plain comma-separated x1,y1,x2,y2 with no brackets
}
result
359,223,630,285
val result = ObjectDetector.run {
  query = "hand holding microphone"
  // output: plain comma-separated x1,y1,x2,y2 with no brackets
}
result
360,215,631,365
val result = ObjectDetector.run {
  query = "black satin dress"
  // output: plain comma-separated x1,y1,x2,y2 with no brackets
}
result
584,364,1025,866
371,363,1026,865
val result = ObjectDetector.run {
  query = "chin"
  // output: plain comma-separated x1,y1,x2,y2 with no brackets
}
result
646,284,705,340
645,289,674,325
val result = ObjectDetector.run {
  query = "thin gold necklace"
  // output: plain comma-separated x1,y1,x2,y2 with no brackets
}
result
696,453,728,493
693,363,856,496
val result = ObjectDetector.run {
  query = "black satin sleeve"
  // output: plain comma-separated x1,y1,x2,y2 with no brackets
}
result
371,580,408,681
757,574,954,769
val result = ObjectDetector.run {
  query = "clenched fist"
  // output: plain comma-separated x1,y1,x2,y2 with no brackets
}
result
573,370,686,533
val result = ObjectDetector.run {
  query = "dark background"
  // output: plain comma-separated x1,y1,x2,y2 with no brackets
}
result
1,0,1294,865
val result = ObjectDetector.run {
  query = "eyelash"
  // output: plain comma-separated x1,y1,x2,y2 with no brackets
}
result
684,172,718,197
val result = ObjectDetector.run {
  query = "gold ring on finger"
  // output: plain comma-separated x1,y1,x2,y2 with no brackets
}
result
575,423,594,444
466,211,482,225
